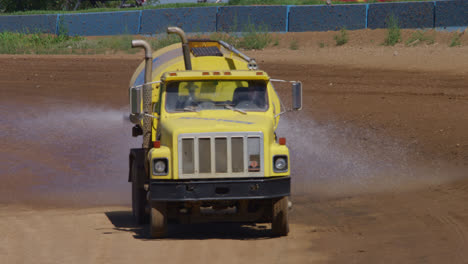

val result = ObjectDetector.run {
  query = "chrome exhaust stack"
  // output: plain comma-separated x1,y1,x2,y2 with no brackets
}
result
218,40,257,70
131,40,153,149
167,27,192,70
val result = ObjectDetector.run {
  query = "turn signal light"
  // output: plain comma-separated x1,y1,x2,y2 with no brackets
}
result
153,141,161,148
278,137,286,145
213,72,221,75
224,72,231,75
169,72,177,76
256,72,263,75
202,72,210,75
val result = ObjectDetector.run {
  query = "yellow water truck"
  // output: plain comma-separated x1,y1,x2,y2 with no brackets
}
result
128,27,302,238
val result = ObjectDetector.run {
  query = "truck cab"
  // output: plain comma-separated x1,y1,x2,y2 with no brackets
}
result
128,27,302,238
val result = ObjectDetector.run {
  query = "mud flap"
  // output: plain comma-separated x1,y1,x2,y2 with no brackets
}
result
129,148,146,183
129,148,148,224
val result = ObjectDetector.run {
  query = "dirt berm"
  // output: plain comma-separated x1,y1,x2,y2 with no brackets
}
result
1,30,468,263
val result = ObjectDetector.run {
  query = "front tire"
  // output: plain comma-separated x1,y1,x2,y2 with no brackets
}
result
271,196,289,236
150,202,168,238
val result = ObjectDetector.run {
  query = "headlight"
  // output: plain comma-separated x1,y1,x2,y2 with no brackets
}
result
153,159,168,175
273,156,288,172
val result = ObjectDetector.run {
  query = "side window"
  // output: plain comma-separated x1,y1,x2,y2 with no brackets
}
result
165,82,179,111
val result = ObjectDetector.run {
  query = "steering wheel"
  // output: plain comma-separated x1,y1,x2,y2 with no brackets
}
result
198,102,215,110
235,101,254,109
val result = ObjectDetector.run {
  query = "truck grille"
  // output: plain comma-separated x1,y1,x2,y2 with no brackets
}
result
178,132,264,179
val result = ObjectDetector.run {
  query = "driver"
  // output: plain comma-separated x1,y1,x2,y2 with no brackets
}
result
182,82,199,109
247,81,266,108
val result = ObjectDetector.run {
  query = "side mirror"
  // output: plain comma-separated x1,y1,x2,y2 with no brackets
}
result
292,82,302,111
129,87,141,124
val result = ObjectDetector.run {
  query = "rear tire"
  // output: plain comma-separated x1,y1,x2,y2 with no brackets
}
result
131,161,147,224
150,202,167,238
271,196,289,236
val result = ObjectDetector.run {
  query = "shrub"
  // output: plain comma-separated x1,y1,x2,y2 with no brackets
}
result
334,27,348,46
273,37,279,46
0,0,57,12
384,15,401,46
289,39,298,50
449,33,462,47
210,32,240,46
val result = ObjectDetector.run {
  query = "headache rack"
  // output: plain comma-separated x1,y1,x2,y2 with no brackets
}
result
187,38,258,70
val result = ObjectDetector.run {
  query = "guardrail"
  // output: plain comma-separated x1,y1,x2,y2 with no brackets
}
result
0,0,466,36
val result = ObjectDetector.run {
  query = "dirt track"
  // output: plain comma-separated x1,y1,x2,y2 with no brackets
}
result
1,31,468,263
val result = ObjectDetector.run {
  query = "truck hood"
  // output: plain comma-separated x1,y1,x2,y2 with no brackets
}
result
160,112,275,140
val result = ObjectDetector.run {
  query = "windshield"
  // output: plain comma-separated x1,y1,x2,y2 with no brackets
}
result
165,80,268,113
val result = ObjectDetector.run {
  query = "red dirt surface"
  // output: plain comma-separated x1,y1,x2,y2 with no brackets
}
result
1,30,468,263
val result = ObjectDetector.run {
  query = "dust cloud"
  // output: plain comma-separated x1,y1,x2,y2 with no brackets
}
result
1,103,138,206
277,113,460,198
0,102,460,206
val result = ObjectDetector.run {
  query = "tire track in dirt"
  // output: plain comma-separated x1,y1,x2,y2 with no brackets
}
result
0,207,327,264
425,182,468,263
436,213,468,261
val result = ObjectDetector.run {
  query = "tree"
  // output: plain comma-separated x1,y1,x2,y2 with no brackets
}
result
0,0,63,12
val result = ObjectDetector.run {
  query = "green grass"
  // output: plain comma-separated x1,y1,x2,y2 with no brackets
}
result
209,24,272,50
405,30,435,46
0,31,183,54
239,24,272,50
0,31,82,54
210,32,240,46
0,0,436,15
0,22,271,54
383,15,401,46
334,27,348,46
149,34,180,50
449,33,462,47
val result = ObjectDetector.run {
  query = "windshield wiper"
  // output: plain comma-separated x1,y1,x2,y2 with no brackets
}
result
224,105,247,114
183,106,199,112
